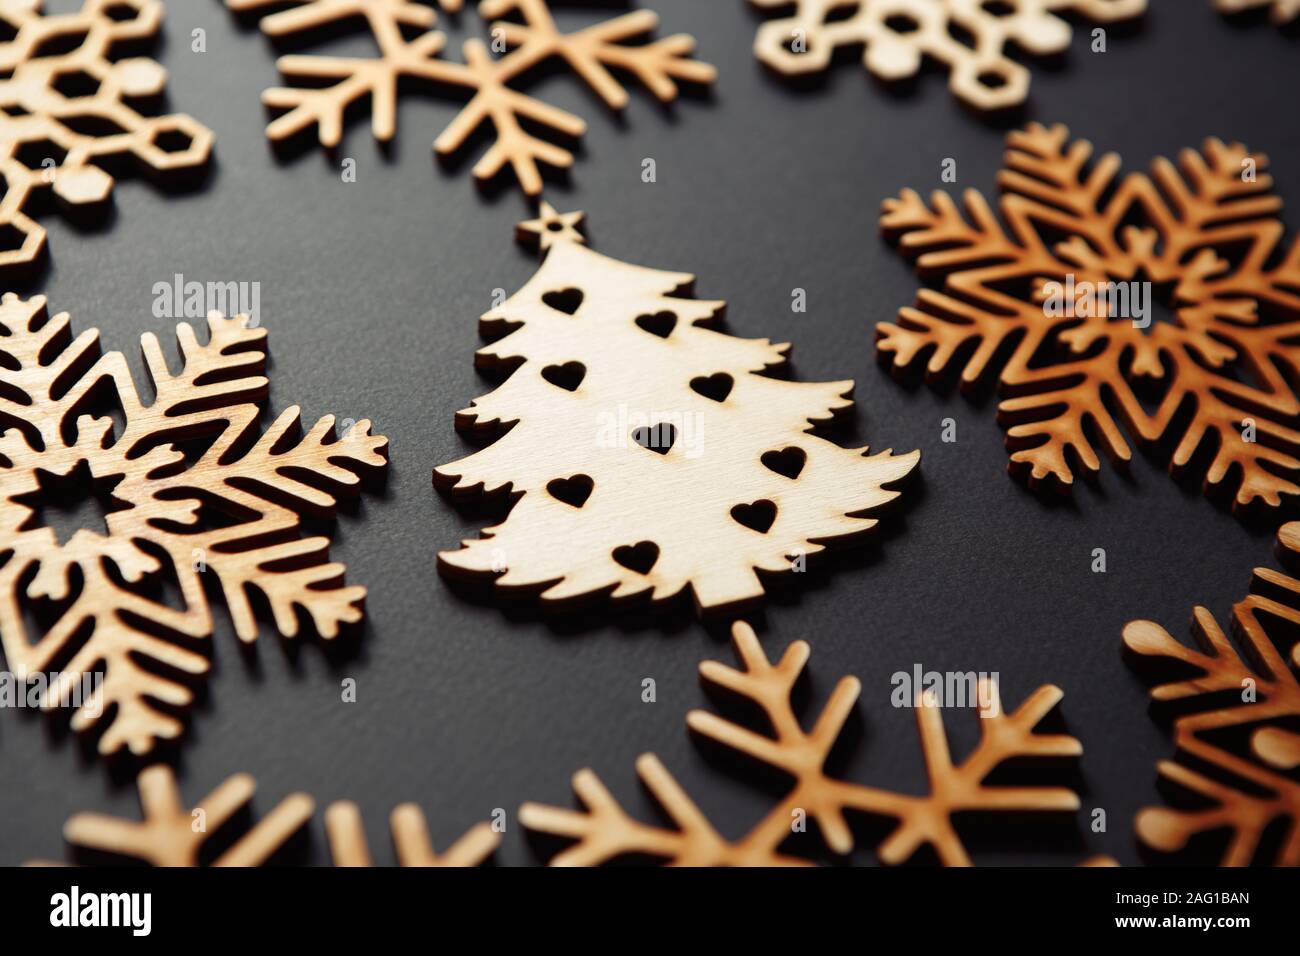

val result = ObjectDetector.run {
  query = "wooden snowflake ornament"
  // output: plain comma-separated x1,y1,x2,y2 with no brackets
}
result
37,766,315,867
1216,0,1300,24
31,767,497,867
1124,522,1300,866
436,211,919,615
880,123,1300,512
0,0,214,273
325,801,500,867
522,622,1091,865
226,0,715,196
0,295,389,757
748,0,1146,112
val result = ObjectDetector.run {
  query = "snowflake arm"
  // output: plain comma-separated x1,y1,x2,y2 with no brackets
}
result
127,312,271,444
28,581,211,756
172,405,388,642
48,766,314,867
1137,758,1296,867
0,298,389,756
325,800,500,866
519,753,810,866
226,0,440,36
33,768,496,867
878,188,1043,385
483,0,717,108
427,39,587,197
1215,0,1300,24
1124,526,1300,865
267,27,454,147
522,622,1088,866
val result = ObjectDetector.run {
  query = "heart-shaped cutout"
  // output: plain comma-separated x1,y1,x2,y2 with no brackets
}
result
731,499,777,534
635,311,677,338
761,446,805,480
612,541,659,575
631,423,677,455
542,288,584,315
690,372,733,403
541,361,585,392
546,474,593,509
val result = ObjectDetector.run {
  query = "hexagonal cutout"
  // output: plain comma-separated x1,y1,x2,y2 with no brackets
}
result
982,1,1017,16
14,138,68,171
53,69,102,100
947,21,978,50
0,223,30,253
151,128,193,154
31,30,89,59
103,2,141,21
60,114,127,138
884,14,921,34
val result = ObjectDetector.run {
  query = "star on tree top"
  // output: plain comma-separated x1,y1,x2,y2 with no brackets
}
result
517,202,586,253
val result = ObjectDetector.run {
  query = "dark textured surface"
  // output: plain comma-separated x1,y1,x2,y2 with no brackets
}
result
1,0,1298,866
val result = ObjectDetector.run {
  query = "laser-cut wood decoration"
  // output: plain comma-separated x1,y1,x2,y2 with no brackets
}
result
521,621,1091,865
0,295,389,758
225,0,715,196
1123,521,1300,866
325,800,500,866
880,122,1300,512
28,767,498,867
0,0,214,274
30,766,315,867
435,206,919,616
1216,0,1300,24
748,0,1146,112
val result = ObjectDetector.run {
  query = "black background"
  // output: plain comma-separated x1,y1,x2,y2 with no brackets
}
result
1,0,1298,868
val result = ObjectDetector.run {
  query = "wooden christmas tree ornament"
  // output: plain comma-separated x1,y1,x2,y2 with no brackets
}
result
881,123,1300,513
1124,521,1300,866
0,0,213,274
226,0,715,196
521,621,1097,866
0,295,389,757
748,0,1146,112
435,205,919,616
